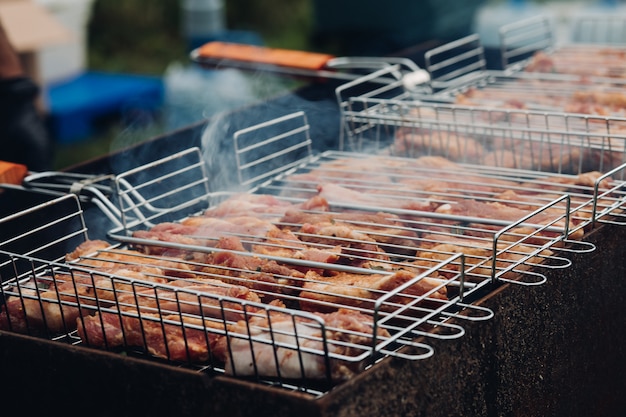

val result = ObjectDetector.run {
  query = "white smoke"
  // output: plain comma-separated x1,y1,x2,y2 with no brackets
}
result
109,61,342,199
164,62,295,130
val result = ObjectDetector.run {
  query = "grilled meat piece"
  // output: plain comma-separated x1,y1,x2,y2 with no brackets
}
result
181,215,279,241
131,216,286,260
0,267,171,335
279,207,421,255
132,224,209,260
433,198,583,242
414,233,554,281
77,279,271,362
202,193,295,220
316,182,435,212
298,221,391,267
394,129,486,163
298,269,448,313
0,280,80,335
524,48,626,78
201,193,330,221
202,246,307,295
67,239,196,279
113,278,262,322
525,48,626,78
303,157,397,186
213,308,391,381
517,171,612,194
78,312,225,363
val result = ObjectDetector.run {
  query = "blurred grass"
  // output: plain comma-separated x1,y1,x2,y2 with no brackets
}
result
54,0,313,169
87,1,187,75
87,0,313,75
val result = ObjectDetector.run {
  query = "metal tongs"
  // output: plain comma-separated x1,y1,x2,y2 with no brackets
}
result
190,41,432,92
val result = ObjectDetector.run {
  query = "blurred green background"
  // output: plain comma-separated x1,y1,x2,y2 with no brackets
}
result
53,0,313,169
88,0,313,75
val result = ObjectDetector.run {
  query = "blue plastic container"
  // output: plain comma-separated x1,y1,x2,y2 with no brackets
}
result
46,71,164,144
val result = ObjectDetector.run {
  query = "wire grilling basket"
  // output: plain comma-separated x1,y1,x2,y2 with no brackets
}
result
112,112,578,285
500,14,626,73
336,32,626,234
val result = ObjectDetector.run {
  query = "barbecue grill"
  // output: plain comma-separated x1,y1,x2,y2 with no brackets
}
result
2,104,623,411
2,108,583,388
1,33,626,416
